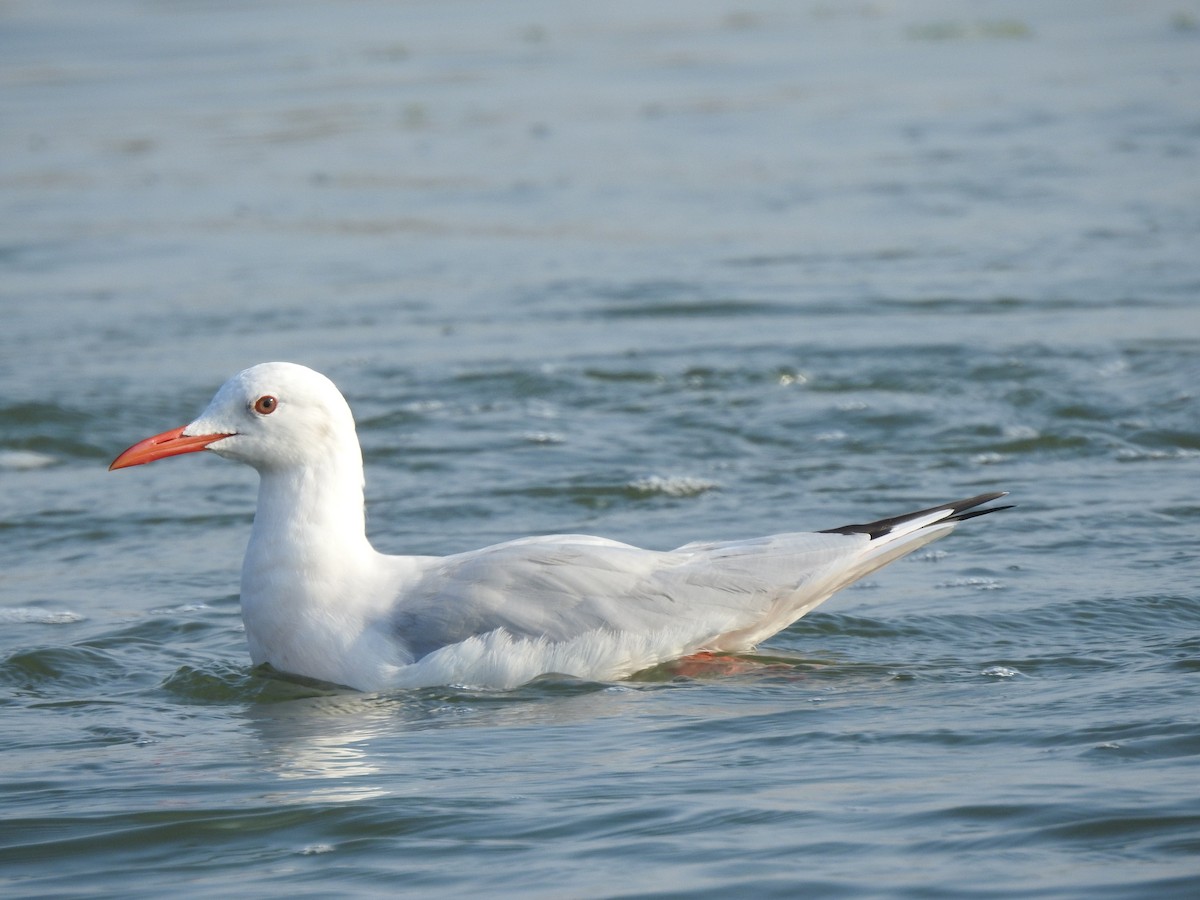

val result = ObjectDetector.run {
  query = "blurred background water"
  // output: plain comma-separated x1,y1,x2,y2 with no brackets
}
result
2,1,1199,897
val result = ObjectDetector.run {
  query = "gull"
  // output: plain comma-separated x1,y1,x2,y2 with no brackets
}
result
111,362,1009,690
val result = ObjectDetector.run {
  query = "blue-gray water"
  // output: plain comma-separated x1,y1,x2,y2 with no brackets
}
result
2,1,1199,896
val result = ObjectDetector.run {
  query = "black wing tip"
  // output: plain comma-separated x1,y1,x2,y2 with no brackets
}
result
820,491,1012,539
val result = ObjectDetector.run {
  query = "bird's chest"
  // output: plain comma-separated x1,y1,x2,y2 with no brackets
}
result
237,543,373,683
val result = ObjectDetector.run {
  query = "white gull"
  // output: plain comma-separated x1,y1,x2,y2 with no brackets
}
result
110,362,1009,691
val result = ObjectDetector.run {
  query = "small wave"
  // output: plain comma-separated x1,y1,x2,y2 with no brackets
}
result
522,431,565,445
936,577,1005,591
981,665,1023,678
1002,424,1040,440
298,844,336,856
1116,447,1200,462
160,663,337,703
0,450,56,470
910,549,949,562
627,475,720,498
147,602,212,615
971,452,1007,465
0,607,84,625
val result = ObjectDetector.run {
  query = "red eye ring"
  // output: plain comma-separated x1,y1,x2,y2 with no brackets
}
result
253,395,278,415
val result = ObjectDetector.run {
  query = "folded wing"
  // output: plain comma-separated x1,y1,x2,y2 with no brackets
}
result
392,493,1009,666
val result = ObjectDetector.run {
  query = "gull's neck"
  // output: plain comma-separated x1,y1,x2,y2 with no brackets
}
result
237,444,396,683
249,457,372,561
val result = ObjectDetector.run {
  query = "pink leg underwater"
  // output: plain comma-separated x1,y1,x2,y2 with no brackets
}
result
659,652,804,679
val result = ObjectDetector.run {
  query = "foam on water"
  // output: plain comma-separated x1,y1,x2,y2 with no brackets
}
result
0,607,84,625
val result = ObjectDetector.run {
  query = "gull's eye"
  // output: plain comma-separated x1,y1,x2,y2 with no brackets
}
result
253,395,278,415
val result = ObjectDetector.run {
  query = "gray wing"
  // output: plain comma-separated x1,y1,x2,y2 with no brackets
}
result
391,532,868,659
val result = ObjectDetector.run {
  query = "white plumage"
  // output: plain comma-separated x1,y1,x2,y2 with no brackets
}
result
111,362,1009,691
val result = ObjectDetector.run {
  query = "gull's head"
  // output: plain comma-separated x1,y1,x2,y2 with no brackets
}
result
110,362,360,473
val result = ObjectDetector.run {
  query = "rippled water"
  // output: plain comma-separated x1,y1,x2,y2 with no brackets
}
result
3,1,1199,897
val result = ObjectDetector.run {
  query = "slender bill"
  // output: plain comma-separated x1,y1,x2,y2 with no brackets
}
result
109,426,231,470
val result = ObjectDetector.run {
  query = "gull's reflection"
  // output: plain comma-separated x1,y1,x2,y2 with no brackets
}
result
239,675,658,801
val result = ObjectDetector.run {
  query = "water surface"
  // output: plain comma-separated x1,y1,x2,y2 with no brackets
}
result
2,1,1199,897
